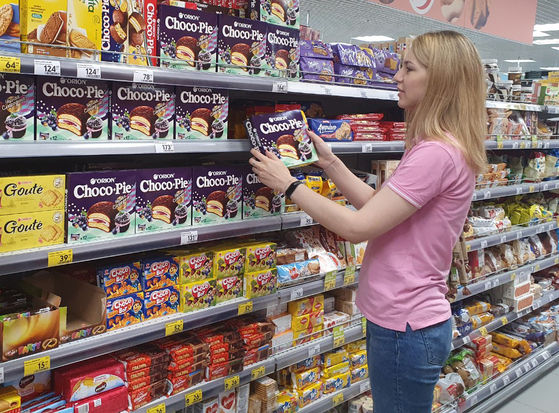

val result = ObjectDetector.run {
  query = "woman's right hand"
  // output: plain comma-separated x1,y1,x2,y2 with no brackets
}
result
309,130,338,170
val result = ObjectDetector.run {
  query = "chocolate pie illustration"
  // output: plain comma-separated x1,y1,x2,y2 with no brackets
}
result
190,108,212,136
88,201,117,233
58,103,88,136
176,36,200,66
130,106,156,136
277,134,299,160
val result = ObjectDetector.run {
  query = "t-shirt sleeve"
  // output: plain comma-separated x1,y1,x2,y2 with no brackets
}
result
386,143,455,209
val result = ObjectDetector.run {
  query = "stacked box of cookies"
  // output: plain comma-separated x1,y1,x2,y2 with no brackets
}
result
101,0,128,63
20,0,67,56
127,0,158,66
67,0,102,59
242,164,284,219
329,43,377,86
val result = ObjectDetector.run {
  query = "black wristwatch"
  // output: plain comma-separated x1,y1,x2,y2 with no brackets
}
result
285,180,304,198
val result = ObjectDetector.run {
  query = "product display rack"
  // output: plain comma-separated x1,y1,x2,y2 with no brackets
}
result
471,182,558,202
297,380,371,413
465,221,558,251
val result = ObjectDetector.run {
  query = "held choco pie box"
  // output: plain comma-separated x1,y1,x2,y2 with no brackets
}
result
66,170,137,244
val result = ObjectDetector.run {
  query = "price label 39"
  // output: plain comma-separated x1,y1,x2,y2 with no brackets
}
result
35,60,61,76
48,249,73,267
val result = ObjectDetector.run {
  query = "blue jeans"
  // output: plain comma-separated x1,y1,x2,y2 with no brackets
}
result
366,318,452,413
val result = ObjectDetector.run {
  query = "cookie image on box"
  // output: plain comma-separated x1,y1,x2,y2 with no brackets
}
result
0,74,35,141
87,201,118,233
0,3,19,53
101,0,128,63
243,167,283,219
259,0,299,27
21,0,68,57
127,0,157,66
176,86,228,140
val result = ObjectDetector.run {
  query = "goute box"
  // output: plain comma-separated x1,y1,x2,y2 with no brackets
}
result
0,386,21,413
66,0,102,59
0,210,64,253
20,0,67,56
0,175,65,216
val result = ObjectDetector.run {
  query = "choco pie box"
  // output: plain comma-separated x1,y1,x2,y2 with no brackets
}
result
36,77,110,141
101,0,129,63
65,170,137,244
0,74,35,141
175,86,229,140
136,168,192,233
242,165,284,219
157,4,219,71
111,82,175,140
266,24,299,79
192,165,243,226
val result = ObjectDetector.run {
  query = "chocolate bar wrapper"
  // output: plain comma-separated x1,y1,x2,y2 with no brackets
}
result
308,118,353,142
128,379,170,410
114,347,170,373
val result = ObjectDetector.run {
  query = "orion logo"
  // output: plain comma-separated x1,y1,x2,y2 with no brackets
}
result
192,282,210,298
209,170,227,177
189,255,207,270
255,246,271,260
151,261,171,276
409,0,434,14
150,289,171,304
113,297,133,313
90,177,116,185
110,266,130,282
154,173,175,180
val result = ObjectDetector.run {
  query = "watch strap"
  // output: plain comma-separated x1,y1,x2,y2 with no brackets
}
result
285,180,304,198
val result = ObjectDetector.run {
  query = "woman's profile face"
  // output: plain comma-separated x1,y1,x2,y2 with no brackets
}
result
393,49,428,110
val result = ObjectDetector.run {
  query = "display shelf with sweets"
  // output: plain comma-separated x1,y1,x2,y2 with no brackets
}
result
485,101,543,112
296,379,371,413
450,290,559,351
485,139,559,151
472,183,542,202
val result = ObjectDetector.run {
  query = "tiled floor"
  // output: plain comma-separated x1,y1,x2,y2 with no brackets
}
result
489,364,559,413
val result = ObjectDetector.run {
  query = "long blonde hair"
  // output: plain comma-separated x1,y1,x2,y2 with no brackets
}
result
405,31,487,174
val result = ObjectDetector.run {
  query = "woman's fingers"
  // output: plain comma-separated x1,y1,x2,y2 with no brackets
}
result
250,148,268,162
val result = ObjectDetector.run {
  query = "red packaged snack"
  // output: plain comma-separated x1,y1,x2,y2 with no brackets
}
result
114,347,170,373
209,348,245,364
169,361,206,378
244,345,272,366
126,363,168,382
53,356,115,396
351,125,383,134
353,133,385,141
71,386,128,413
167,353,207,372
168,370,204,395
205,358,244,381
242,331,273,350
128,380,170,410
127,371,168,392
335,113,384,121
380,121,406,129
237,321,275,337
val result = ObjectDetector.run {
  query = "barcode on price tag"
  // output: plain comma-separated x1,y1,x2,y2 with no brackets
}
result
290,288,304,301
155,142,175,153
35,60,61,76
308,344,320,357
134,69,154,83
181,231,198,244
481,240,488,248
516,187,523,195
360,381,370,393
300,214,313,226
76,63,101,79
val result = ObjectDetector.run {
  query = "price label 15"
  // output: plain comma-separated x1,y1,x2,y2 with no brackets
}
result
48,249,73,267
165,320,183,336
181,230,198,245
76,63,101,79
332,393,344,407
0,56,20,73
146,403,165,413
251,366,266,380
224,375,240,390
333,326,345,347
24,356,50,376
238,301,253,315
134,69,154,83
184,389,202,406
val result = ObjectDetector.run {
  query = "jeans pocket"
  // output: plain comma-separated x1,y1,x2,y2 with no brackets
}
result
420,319,452,367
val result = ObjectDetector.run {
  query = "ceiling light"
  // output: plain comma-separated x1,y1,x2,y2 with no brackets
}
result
533,30,550,37
541,67,559,70
504,59,536,63
534,23,559,31
533,38,559,45
552,47,559,50
351,35,395,42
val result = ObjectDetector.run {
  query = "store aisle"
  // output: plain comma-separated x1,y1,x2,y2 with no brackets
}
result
490,364,559,413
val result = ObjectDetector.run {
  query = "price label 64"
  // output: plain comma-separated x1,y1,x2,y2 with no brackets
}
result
0,56,20,73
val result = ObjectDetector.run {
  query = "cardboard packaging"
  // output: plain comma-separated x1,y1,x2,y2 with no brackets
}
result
100,0,128,63
140,255,180,291
242,166,283,219
169,249,213,284
180,279,215,313
214,274,243,304
0,209,64,253
4,371,52,402
0,74,35,141
0,1,21,54
0,174,65,216
266,24,299,78
106,292,144,331
127,0,157,66
175,86,228,140
70,386,128,413
0,386,21,413
144,285,181,319
20,0,67,56
243,268,277,298
248,0,299,27
96,260,142,299
66,0,102,59
213,244,246,278
244,241,276,272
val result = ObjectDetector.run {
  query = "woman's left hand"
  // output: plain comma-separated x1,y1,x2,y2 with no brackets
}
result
249,148,296,193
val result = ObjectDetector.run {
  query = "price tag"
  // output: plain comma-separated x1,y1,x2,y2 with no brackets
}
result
520,142,527,149
300,214,313,226
483,191,491,199
481,240,488,249
534,264,541,272
512,141,519,149
532,141,538,149
360,89,368,98
501,316,508,325
543,184,550,192
515,368,523,378
332,393,344,407
511,273,516,281
471,395,478,405
542,350,551,360
324,271,337,291
34,59,61,76
489,383,497,394
344,266,356,286
484,281,491,291
238,301,253,315
500,235,507,244
290,288,304,301
533,300,542,310
362,317,367,337
146,403,165,413
516,187,523,195
155,141,175,153
360,381,370,393
0,367,3,384
0,56,20,73
76,63,101,79
462,335,471,344
524,364,532,373
48,249,73,267
497,142,504,149
529,185,536,192
466,244,471,252
24,356,50,376
134,69,154,83
555,257,559,265
493,278,500,288
322,85,332,95
308,344,320,357
273,80,288,93
517,231,523,239
503,376,510,386
362,143,373,153
545,141,551,149
472,193,478,201
181,230,198,245
531,359,539,368
224,375,240,390
251,365,266,380
479,327,488,336
165,320,183,336
184,389,202,406
333,326,345,347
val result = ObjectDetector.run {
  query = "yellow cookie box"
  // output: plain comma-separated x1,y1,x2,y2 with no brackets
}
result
288,295,324,317
0,386,21,413
322,371,350,394
20,0,68,56
293,324,323,346
0,210,64,253
297,382,323,408
0,175,65,216
344,339,366,354
291,367,321,389
323,361,350,379
67,0,103,59
291,310,324,332
322,348,349,368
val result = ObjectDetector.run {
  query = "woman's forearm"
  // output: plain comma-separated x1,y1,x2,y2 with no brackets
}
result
324,158,376,209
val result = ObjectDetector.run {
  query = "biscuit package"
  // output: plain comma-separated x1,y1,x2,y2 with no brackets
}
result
245,110,318,168
308,119,353,141
36,77,110,141
157,5,218,71
191,165,243,226
175,86,228,140
266,24,299,78
214,274,243,304
0,209,64,252
213,245,246,278
242,165,284,219
299,57,334,82
101,0,128,63
20,0,67,56
66,170,137,244
0,74,35,141
243,268,277,298
111,82,175,140
106,292,145,331
136,168,192,233
67,0,102,59
127,0,158,66
180,279,216,313
0,174,65,216
140,255,180,291
96,260,142,299
144,285,181,319
245,241,277,272
0,2,21,54
217,14,269,76
168,249,213,283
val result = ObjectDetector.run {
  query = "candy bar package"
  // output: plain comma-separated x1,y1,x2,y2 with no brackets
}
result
71,386,128,413
308,119,353,141
213,245,246,278
245,110,318,168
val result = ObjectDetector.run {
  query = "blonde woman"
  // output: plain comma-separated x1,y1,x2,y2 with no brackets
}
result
250,31,486,412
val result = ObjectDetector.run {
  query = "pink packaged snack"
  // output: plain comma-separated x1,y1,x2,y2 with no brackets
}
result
71,386,128,413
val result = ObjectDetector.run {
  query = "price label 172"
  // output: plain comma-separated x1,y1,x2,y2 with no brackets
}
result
24,356,50,376
155,141,175,153
35,60,61,76
290,287,304,301
134,69,154,83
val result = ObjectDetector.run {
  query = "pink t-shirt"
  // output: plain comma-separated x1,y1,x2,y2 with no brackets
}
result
355,139,474,332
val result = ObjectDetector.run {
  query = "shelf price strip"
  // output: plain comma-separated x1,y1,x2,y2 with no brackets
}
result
165,320,183,336
184,389,202,406
24,356,50,376
344,266,356,286
146,403,165,413
333,326,345,347
224,375,240,390
0,56,20,73
48,249,73,267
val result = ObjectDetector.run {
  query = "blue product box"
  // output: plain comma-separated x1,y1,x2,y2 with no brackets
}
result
106,292,145,331
140,255,180,291
308,119,353,142
96,261,142,299
144,285,181,320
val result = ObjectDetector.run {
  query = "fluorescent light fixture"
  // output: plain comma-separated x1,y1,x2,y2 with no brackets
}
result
533,38,559,45
534,23,559,31
533,30,550,37
504,59,536,63
351,35,395,42
541,67,559,70
552,47,559,50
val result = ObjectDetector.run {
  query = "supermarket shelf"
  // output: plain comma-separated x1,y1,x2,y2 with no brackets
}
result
546,105,559,115
485,101,543,112
298,380,370,413
472,183,541,202
278,269,360,304
288,81,398,100
451,290,559,350
275,324,364,370
329,141,405,154
485,139,559,150
462,342,559,412
465,221,557,252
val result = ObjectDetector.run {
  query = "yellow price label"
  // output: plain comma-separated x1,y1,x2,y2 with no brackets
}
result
511,273,516,281
238,301,253,316
333,326,345,347
501,317,508,326
165,320,183,336
224,375,240,390
535,264,541,272
146,403,165,413
343,273,355,286
466,244,471,252
48,249,73,267
333,393,344,407
479,327,488,336
362,317,367,337
0,56,20,73
555,257,559,265
24,356,50,376
520,142,527,149
324,270,337,291
532,141,538,148
497,142,504,149
251,365,266,380
529,186,536,192
184,389,202,406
